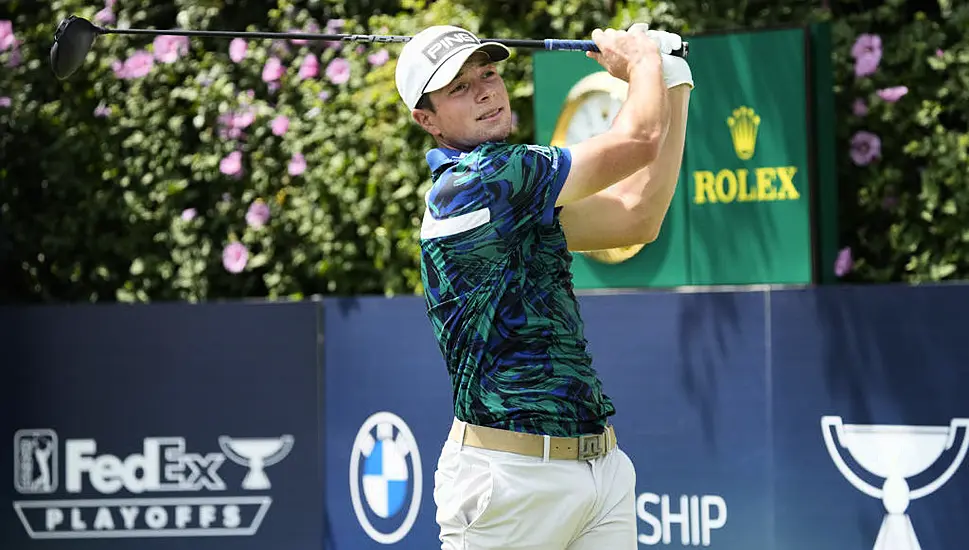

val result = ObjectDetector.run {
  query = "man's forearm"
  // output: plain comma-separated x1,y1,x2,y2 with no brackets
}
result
612,55,670,148
609,84,690,221
558,84,691,251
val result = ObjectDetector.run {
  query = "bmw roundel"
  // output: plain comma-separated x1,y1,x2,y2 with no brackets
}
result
349,411,423,544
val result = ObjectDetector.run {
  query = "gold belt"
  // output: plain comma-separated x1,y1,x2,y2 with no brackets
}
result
448,418,617,461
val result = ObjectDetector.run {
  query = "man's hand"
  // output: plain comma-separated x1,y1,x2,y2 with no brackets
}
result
628,24,694,90
586,27,662,83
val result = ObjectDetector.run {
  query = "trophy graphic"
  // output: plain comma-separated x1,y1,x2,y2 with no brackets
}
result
821,416,969,550
219,435,294,490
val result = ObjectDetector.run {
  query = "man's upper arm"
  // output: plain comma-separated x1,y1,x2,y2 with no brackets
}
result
555,131,661,208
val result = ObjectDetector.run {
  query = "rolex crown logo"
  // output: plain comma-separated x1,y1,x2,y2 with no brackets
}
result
727,106,761,160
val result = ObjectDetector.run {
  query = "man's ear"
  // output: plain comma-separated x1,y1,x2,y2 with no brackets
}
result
412,109,440,136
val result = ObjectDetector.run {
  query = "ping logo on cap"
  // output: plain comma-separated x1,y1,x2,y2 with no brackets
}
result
422,31,479,63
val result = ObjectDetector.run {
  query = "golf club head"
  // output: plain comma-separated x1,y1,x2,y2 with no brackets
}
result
50,15,102,80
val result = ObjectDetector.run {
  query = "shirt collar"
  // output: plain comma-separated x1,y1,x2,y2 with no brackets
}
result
425,147,467,174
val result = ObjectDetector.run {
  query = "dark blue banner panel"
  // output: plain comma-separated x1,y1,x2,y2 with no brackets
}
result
770,284,969,550
321,296,454,550
579,291,770,550
1,301,323,550
321,291,771,550
7,282,969,550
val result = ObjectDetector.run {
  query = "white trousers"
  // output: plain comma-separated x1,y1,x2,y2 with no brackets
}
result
433,432,638,550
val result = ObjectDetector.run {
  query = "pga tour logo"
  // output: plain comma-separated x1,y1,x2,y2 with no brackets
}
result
349,411,422,544
12,429,294,539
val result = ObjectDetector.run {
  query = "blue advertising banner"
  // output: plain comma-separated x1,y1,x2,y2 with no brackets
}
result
1,301,324,550
320,291,772,550
770,284,969,550
321,296,454,550
579,291,771,549
320,283,969,550
8,282,969,550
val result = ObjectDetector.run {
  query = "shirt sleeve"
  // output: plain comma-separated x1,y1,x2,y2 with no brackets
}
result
490,143,572,226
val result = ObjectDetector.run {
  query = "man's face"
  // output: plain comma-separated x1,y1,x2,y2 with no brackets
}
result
413,52,513,151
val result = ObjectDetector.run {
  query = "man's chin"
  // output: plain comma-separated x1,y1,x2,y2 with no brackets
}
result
484,122,513,142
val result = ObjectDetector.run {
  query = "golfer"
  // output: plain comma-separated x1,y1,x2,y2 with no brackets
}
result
395,22,693,550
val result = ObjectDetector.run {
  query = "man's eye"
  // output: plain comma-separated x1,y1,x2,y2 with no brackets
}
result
483,70,496,78
451,83,467,93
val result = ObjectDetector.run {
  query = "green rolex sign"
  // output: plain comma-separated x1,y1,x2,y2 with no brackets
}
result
533,24,838,289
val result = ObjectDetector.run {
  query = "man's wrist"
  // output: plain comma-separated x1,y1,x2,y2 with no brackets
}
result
629,52,663,80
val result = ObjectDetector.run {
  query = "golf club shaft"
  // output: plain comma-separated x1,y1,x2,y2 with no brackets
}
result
94,26,687,56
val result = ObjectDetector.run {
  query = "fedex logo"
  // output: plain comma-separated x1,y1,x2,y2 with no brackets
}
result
64,437,226,494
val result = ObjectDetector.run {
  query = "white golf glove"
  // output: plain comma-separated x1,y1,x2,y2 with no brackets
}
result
628,23,694,90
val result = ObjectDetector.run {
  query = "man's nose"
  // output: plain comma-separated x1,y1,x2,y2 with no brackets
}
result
475,82,494,103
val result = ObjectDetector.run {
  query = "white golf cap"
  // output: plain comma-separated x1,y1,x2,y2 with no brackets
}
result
395,25,511,110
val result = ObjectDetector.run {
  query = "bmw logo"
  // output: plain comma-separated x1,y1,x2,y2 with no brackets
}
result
349,411,423,544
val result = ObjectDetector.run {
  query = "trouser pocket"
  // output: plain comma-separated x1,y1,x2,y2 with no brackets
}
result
434,442,499,532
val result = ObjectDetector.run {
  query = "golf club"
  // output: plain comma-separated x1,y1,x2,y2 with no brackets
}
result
50,15,688,80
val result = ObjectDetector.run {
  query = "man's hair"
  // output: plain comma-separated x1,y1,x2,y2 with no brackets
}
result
415,93,435,112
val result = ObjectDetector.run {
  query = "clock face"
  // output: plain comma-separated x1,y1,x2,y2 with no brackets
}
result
559,91,625,145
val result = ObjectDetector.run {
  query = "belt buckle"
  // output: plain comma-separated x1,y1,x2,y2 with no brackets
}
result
577,433,604,460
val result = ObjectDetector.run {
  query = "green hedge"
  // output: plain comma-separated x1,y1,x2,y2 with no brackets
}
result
1,0,966,303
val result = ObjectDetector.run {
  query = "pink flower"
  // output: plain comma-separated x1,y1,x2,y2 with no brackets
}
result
222,242,249,273
0,96,11,107
936,49,944,58
323,19,346,49
876,86,908,103
233,109,255,129
319,90,330,101
850,34,882,79
271,115,290,136
217,108,255,139
854,53,879,78
220,151,244,177
288,29,307,46
181,208,197,221
0,20,14,52
849,131,881,166
117,50,155,79
153,35,190,64
288,153,307,176
834,247,852,277
289,22,319,45
298,54,319,80
326,58,351,85
229,38,248,63
367,49,389,66
852,99,868,116
246,200,271,228
94,102,111,117
262,57,285,82
851,34,882,60
94,8,115,24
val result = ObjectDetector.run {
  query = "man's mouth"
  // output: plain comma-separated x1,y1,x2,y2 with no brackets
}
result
477,107,502,121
